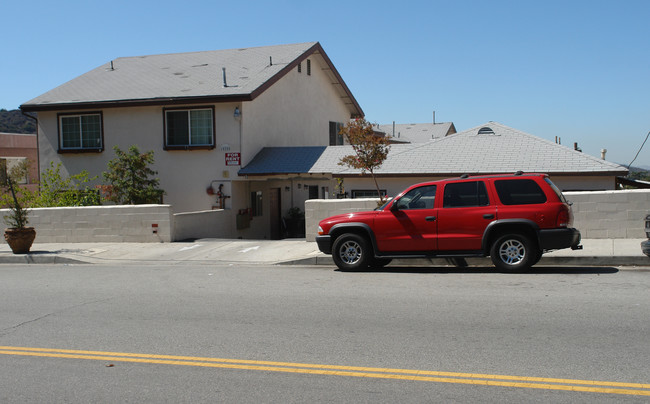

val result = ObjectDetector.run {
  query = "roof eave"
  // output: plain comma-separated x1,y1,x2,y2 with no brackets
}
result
20,94,254,112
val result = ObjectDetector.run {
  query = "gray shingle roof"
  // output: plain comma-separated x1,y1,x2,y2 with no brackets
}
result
310,122,627,176
375,122,456,143
21,42,362,116
239,146,327,175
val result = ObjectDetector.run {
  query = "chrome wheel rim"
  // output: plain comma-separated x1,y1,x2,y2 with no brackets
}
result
338,240,362,265
498,239,525,265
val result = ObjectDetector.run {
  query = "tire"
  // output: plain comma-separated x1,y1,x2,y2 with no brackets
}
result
332,233,371,271
490,234,535,272
368,257,392,269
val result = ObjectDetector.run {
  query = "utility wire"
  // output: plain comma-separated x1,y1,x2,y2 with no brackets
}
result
628,130,650,169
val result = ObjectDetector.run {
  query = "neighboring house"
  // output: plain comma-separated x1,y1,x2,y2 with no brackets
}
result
20,42,362,239
375,122,456,143
244,121,628,200
0,132,39,192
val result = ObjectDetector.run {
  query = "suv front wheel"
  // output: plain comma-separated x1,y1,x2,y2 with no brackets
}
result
490,234,535,272
332,233,371,271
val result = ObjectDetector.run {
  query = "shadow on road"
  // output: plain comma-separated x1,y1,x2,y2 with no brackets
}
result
339,266,620,274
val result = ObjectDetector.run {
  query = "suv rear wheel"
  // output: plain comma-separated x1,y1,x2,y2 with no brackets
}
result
332,233,371,271
490,234,535,272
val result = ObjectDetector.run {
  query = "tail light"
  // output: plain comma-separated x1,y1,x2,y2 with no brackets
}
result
557,205,570,228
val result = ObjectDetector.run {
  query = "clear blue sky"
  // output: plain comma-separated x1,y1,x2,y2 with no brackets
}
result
2,0,649,167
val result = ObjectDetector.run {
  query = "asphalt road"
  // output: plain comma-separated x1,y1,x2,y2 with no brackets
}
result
0,263,648,403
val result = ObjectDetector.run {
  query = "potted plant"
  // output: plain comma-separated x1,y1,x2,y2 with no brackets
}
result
3,164,35,254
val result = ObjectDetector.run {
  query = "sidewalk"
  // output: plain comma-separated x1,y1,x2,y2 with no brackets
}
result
0,238,648,267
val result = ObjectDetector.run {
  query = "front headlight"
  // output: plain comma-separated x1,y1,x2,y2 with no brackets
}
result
317,226,324,235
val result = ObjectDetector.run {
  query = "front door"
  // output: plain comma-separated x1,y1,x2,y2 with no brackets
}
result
374,185,438,252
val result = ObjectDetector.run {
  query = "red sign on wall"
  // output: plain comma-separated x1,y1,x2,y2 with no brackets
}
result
225,152,241,166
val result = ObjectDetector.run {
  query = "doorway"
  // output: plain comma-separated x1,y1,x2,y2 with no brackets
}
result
269,188,282,240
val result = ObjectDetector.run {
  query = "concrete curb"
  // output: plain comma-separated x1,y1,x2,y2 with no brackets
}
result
279,255,650,268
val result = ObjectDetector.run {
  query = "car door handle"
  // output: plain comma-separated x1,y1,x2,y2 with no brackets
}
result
483,214,495,219
425,216,436,221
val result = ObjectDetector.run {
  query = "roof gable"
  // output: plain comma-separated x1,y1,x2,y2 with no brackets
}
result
21,42,362,116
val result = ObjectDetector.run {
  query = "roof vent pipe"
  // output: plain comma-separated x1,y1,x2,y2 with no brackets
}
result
601,149,607,160
433,111,436,124
222,67,228,87
269,56,273,66
393,121,395,138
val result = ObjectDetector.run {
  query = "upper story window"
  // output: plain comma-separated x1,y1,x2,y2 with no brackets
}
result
58,112,103,152
164,107,215,149
329,121,344,145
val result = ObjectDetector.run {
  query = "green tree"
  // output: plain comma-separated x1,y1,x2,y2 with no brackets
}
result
338,118,390,203
102,145,164,204
37,162,101,207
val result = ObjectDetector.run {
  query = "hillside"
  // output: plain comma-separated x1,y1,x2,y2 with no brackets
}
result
0,109,36,133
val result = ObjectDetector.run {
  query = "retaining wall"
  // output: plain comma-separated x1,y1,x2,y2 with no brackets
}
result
1,205,174,243
305,190,650,241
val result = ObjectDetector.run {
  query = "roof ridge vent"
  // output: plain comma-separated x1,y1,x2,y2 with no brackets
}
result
478,126,495,135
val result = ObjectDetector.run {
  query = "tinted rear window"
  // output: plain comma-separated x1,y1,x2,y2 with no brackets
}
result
443,181,489,208
494,179,547,205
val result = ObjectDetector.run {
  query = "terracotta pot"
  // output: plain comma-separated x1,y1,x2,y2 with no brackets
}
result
4,227,36,254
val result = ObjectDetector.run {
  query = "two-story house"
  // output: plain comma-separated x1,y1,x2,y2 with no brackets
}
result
21,42,362,239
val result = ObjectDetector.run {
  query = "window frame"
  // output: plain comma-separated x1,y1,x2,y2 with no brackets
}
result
163,106,216,150
57,111,104,153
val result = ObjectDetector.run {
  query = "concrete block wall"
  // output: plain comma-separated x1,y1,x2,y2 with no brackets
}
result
173,209,235,241
1,205,174,243
305,198,380,242
305,190,650,241
565,190,650,239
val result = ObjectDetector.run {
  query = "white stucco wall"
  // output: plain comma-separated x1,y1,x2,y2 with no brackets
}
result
241,54,352,166
37,104,242,214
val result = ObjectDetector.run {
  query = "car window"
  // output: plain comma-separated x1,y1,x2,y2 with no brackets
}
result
443,181,489,208
494,179,547,205
394,185,436,210
544,178,567,203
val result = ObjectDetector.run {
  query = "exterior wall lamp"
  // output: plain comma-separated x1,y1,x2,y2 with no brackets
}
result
234,107,241,118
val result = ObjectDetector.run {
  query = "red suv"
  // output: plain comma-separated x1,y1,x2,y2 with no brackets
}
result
316,173,582,272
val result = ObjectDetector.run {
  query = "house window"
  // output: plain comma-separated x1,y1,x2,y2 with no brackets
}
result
298,62,302,73
164,107,215,149
329,121,344,145
58,112,103,152
352,189,388,199
307,59,311,75
251,191,263,216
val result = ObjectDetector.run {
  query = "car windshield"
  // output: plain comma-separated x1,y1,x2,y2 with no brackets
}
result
375,197,393,210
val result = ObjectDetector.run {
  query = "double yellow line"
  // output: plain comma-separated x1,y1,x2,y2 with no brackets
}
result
1,346,649,397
